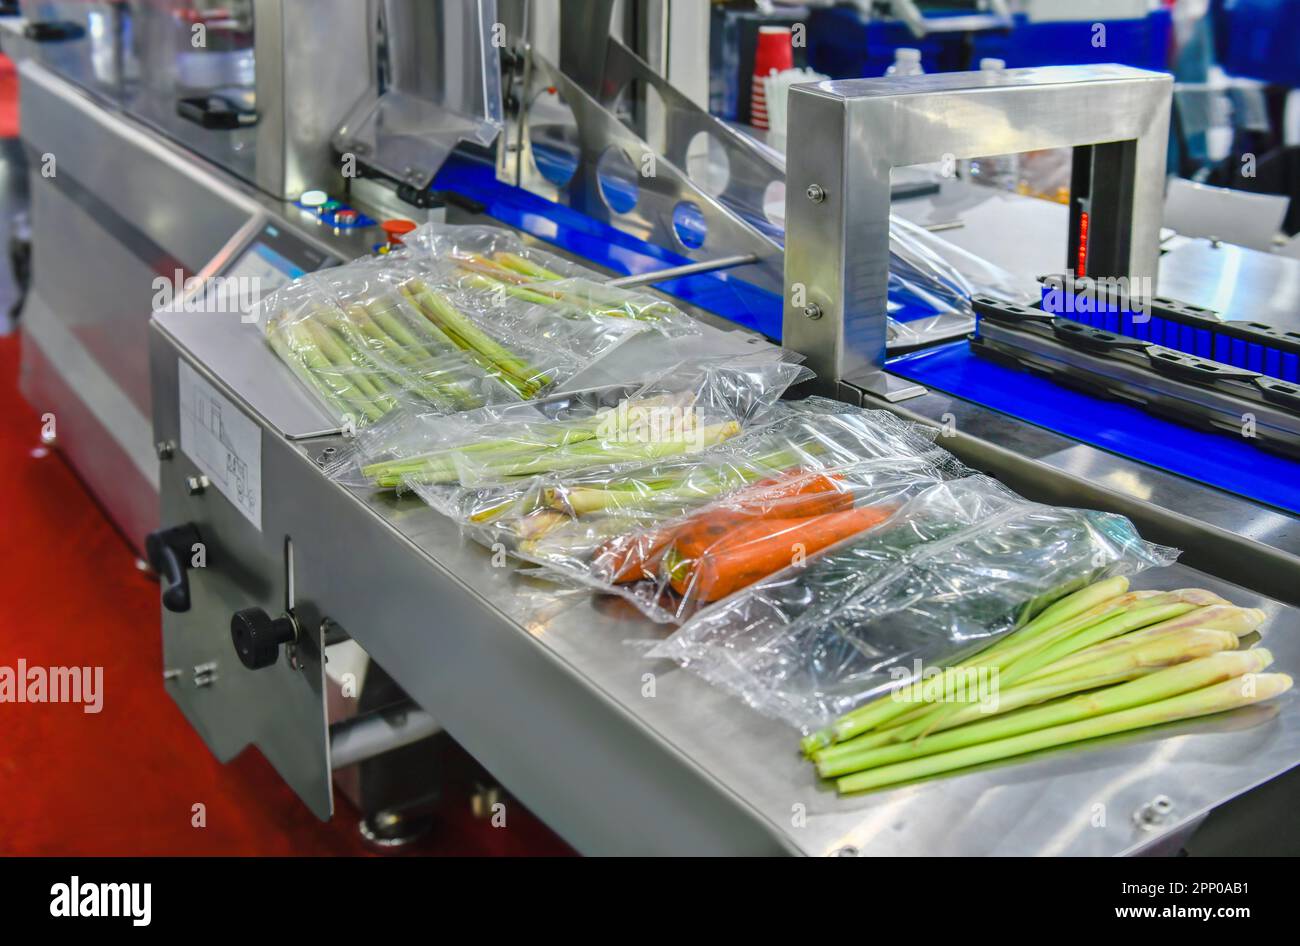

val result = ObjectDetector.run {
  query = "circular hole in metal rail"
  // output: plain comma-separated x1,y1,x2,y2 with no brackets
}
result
527,87,580,188
762,179,786,229
596,146,640,214
685,130,730,198
672,201,707,250
610,79,667,141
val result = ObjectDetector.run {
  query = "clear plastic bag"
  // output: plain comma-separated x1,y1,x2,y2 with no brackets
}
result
888,214,1038,317
649,475,1179,730
464,398,971,623
253,223,701,427
335,352,812,495
397,223,701,337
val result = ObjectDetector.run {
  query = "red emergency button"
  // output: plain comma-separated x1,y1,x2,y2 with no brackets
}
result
381,219,417,245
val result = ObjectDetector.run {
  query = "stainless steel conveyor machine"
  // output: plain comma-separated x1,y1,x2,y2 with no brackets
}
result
7,1,1298,854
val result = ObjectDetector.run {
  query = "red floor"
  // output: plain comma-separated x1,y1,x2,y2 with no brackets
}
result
0,332,572,855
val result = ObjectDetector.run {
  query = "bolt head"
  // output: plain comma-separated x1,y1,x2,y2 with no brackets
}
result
803,303,823,320
156,440,175,460
806,184,826,203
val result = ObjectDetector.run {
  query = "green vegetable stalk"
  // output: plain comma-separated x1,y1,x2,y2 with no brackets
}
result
890,594,1220,743
803,579,1154,753
814,629,1242,776
402,278,550,398
836,662,1290,794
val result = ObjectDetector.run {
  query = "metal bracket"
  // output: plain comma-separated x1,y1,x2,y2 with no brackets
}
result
503,39,784,294
783,64,1172,394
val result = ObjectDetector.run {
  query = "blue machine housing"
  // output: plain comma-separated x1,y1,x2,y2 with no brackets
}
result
805,7,1172,78
1212,0,1300,87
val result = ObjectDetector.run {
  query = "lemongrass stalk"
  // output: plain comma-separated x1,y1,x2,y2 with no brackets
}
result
960,589,1167,676
401,284,538,399
369,294,488,410
1020,605,1266,685
353,300,483,409
302,320,385,400
460,269,563,306
480,421,740,479
815,627,1239,769
375,420,739,486
1006,597,1232,682
286,320,388,421
552,449,806,515
815,590,1169,751
403,279,548,393
492,251,564,281
818,628,1242,775
893,598,1205,743
337,304,471,410
828,646,1269,781
361,395,684,483
836,666,1290,794
266,326,354,420
1017,576,1132,640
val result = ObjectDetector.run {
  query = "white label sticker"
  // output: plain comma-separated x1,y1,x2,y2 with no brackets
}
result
178,360,262,530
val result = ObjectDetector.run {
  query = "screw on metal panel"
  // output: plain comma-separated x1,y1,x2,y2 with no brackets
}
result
316,446,338,466
834,846,859,857
162,669,182,682
803,303,823,320
156,440,176,460
806,184,826,203
186,474,210,495
1133,794,1175,830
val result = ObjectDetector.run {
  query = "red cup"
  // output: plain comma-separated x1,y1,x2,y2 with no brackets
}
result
752,26,793,129
755,25,794,75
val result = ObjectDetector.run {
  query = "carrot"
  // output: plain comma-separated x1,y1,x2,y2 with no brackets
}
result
594,526,681,583
593,470,849,583
721,470,852,519
668,505,897,604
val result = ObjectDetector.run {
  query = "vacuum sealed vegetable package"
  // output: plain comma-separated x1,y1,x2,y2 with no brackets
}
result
253,223,700,427
399,223,701,337
650,475,1179,730
461,398,972,623
335,353,811,494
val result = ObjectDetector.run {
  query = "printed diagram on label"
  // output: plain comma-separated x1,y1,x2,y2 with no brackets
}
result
196,397,250,506
179,360,263,530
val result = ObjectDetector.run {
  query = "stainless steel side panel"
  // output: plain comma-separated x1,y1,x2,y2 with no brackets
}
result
18,61,257,546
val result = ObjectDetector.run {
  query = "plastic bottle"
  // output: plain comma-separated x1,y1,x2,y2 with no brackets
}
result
965,58,1021,192
885,47,925,78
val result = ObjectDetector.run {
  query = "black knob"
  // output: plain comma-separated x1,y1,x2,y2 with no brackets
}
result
145,523,202,613
230,608,296,670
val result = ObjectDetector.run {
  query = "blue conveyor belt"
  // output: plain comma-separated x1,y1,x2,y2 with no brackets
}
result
888,340,1300,517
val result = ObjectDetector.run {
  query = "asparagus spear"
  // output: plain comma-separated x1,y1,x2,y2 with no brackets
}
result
836,665,1290,794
